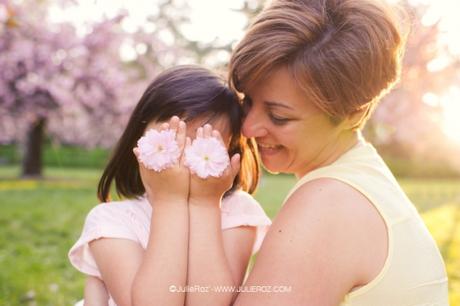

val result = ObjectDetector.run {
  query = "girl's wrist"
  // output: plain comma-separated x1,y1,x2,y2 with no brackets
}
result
188,200,222,221
147,193,188,207
188,196,222,208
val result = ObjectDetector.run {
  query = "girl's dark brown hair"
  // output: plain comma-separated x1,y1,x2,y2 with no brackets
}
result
229,0,408,129
98,65,260,202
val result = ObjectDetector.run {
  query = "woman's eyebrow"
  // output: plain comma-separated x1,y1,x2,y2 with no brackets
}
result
264,100,294,111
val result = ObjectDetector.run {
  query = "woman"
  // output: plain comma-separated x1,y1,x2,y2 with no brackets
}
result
221,0,449,305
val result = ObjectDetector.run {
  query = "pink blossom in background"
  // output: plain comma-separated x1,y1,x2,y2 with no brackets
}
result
0,0,187,148
136,129,180,171
185,136,230,179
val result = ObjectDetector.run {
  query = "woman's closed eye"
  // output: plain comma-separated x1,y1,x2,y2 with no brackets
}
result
269,112,291,125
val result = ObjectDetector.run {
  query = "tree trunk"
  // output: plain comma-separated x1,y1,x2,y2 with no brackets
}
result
21,116,46,178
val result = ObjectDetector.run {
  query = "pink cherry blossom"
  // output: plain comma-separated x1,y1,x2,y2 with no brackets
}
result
185,136,230,179
136,129,181,171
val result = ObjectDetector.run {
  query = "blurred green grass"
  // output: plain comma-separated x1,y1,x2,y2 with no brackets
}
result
2,143,460,177
0,144,110,169
0,165,459,305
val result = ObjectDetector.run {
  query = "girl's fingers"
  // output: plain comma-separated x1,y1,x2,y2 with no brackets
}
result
133,148,147,173
169,116,180,132
179,136,192,167
203,124,212,138
221,153,240,179
133,147,139,158
176,120,187,151
186,136,192,148
212,129,226,147
230,153,241,178
160,122,169,131
196,127,204,139
211,130,231,176
133,148,144,166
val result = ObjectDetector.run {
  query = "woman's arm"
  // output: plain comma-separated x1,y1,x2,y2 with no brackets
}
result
232,178,387,306
83,276,109,306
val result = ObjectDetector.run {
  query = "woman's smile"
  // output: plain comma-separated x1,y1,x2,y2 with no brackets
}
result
257,141,283,156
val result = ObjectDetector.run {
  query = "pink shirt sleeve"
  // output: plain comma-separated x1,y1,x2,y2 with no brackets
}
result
221,191,272,254
68,203,139,278
68,193,271,279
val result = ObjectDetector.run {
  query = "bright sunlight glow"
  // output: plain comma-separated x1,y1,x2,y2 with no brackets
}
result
440,88,460,143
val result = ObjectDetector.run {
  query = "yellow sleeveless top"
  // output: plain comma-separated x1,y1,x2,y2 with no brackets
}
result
284,138,449,305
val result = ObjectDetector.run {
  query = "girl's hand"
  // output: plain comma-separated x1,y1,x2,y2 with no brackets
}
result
188,124,240,206
133,116,189,205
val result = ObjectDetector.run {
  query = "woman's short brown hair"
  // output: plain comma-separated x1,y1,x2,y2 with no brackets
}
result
229,0,408,128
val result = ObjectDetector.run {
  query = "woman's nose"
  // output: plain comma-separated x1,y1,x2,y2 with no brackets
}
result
242,108,267,138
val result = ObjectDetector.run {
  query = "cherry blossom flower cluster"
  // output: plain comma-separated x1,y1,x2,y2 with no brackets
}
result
136,129,181,171
184,136,230,179
136,128,229,178
0,1,184,148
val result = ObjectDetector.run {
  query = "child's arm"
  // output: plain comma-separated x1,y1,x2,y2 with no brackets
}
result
83,276,109,306
186,125,254,306
89,117,189,306
90,201,188,306
187,206,256,306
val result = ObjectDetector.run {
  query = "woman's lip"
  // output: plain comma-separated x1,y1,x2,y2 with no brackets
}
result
257,143,280,149
258,144,282,156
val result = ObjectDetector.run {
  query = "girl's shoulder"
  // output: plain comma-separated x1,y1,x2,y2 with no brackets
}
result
76,197,150,252
68,198,148,278
221,190,272,254
221,190,271,228
86,197,150,224
221,190,266,216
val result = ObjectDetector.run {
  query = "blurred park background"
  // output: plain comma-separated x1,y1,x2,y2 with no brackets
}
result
0,0,459,305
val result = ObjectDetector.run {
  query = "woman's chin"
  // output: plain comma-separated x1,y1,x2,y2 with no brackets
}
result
261,161,282,175
258,148,290,174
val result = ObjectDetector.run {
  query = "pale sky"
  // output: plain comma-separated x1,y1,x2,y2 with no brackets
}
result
48,0,460,54
48,0,247,43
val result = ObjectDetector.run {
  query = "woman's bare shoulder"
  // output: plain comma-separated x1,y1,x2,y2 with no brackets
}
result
235,177,388,305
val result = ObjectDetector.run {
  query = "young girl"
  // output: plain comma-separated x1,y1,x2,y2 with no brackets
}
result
68,66,271,306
